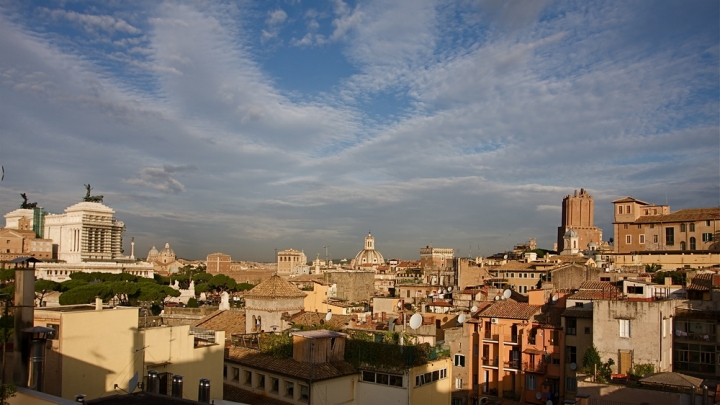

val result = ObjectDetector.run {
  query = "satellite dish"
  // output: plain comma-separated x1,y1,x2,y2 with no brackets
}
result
128,371,139,394
458,313,466,323
440,289,445,294
502,289,512,299
503,255,508,260
536,392,542,400
494,296,500,301
570,362,577,370
552,294,559,302
546,400,553,405
471,305,478,312
397,301,403,309
325,311,332,321
447,286,453,292
409,313,422,330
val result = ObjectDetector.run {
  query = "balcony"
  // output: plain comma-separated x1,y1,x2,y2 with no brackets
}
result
504,334,519,344
482,357,499,367
504,360,520,370
523,361,547,374
483,333,500,341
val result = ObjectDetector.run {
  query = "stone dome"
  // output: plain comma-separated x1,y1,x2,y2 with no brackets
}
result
147,245,159,259
158,243,176,263
564,228,578,238
353,232,385,267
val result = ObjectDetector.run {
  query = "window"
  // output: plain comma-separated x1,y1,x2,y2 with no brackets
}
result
680,223,686,232
567,346,577,364
566,318,577,335
362,370,402,387
619,319,631,338
653,235,658,244
626,235,631,244
257,373,265,390
551,330,559,346
618,206,623,214
639,234,645,244
232,367,240,382
707,220,711,226
454,354,466,367
299,385,309,402
270,377,279,394
566,377,577,392
473,344,479,357
455,378,463,389
243,370,252,385
626,205,631,213
552,357,560,365
690,237,696,250
46,324,60,340
689,223,695,232
415,369,447,386
623,224,628,229
680,241,686,250
702,233,713,242
584,327,591,334
223,365,227,379
284,381,294,398
638,224,642,229
526,375,537,390
627,286,644,294
665,227,674,245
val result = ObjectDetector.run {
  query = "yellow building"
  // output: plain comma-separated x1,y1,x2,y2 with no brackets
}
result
33,303,224,401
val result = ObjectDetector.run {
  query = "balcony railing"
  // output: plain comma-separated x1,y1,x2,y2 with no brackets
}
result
483,333,500,341
504,334,518,343
482,357,499,367
523,361,547,373
504,360,520,370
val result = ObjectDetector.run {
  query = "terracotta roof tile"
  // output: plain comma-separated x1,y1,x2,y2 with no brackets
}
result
534,306,565,328
191,310,246,335
635,208,720,224
561,307,593,318
493,261,536,271
225,346,356,381
687,273,717,291
579,281,618,291
244,275,307,299
478,300,541,320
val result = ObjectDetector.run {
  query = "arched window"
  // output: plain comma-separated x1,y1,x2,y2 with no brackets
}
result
619,206,623,214
690,237,696,250
680,241,686,250
573,241,577,249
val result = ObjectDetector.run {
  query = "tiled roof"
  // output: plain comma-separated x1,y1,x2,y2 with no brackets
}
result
223,383,292,405
570,290,623,300
579,281,618,291
493,261,535,271
289,311,354,329
428,301,452,307
635,208,720,224
612,197,649,204
191,310,246,335
687,273,716,291
244,275,307,299
226,346,356,381
562,307,593,318
289,274,325,283
478,300,541,320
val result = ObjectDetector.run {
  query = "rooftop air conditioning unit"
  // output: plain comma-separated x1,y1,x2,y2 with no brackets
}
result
491,318,499,324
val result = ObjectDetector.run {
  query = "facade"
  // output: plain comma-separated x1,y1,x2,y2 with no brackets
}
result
277,249,307,277
146,242,184,273
324,270,375,303
34,304,224,401
612,197,720,254
557,189,603,253
351,233,385,269
206,252,232,273
0,227,53,262
420,246,454,271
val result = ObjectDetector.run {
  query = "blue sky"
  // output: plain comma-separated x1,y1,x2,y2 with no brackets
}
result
0,0,718,262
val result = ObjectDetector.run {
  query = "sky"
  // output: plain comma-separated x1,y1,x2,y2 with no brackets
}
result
0,0,718,262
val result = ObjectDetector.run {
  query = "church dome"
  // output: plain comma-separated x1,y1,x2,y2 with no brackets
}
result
564,228,578,238
158,243,176,263
353,232,385,267
147,245,159,261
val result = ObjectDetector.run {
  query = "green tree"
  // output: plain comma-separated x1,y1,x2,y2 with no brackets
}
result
136,283,180,304
59,283,113,305
110,282,139,305
186,297,199,308
651,270,684,285
644,263,662,273
0,383,16,405
193,272,213,284
35,279,59,306
58,279,89,292
236,282,254,291
582,345,602,373
208,274,237,293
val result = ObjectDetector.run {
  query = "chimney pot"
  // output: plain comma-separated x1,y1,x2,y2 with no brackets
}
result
95,297,102,311
198,378,211,403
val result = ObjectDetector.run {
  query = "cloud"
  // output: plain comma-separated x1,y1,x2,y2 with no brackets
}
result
43,8,141,34
124,165,196,194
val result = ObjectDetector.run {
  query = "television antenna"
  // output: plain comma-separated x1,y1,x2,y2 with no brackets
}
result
323,246,330,264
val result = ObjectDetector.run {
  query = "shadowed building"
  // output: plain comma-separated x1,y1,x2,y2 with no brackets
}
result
557,189,603,254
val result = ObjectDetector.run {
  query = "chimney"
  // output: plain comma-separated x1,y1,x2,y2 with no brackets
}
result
95,297,103,311
665,277,672,286
712,274,720,288
171,375,183,398
13,258,37,388
198,379,211,403
146,370,159,394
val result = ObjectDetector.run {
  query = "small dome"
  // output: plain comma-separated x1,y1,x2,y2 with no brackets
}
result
159,242,175,257
353,233,385,267
564,229,578,238
147,245,159,258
